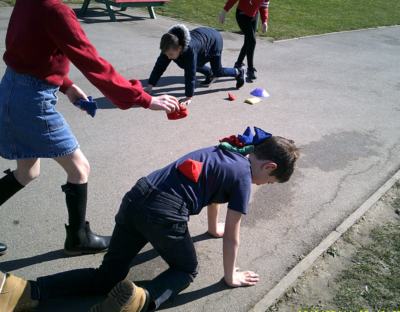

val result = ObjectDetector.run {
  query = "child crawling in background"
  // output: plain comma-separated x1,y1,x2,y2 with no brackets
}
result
144,24,247,105
0,127,300,312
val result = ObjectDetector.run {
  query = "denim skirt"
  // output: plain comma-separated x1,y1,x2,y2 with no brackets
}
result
0,67,79,159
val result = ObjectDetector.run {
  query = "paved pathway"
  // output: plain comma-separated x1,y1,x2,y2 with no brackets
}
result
0,5,399,312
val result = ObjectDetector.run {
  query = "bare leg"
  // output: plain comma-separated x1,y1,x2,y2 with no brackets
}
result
53,149,89,184
14,158,40,186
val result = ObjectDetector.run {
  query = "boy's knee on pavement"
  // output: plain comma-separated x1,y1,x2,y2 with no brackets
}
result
183,264,199,282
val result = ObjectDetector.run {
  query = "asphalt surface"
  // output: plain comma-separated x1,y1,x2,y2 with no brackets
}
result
0,4,399,312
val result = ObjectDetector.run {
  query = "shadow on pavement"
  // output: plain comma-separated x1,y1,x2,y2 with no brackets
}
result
37,278,229,312
0,249,67,272
93,75,238,105
130,232,218,267
94,96,141,109
158,279,229,310
138,76,184,89
73,8,147,24
0,232,215,272
3,232,226,311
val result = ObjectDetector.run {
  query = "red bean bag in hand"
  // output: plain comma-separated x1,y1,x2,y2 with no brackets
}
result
167,105,188,120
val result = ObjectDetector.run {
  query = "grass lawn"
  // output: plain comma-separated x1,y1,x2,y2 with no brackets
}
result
3,0,399,40
151,0,400,40
333,222,400,310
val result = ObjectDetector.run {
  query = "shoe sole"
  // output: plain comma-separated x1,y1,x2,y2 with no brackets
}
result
63,248,108,256
89,280,137,312
200,78,219,87
236,67,247,89
0,271,6,292
0,251,6,256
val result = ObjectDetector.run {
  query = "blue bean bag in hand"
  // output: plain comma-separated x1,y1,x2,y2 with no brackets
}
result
73,96,98,117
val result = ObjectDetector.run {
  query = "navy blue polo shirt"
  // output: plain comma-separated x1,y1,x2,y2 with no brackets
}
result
147,146,252,215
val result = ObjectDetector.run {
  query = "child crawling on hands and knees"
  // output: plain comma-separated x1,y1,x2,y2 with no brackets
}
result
0,126,300,312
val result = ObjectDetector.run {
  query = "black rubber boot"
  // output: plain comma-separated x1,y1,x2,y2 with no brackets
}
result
64,221,110,256
0,170,24,256
247,68,257,80
62,182,111,256
62,182,88,229
0,243,7,256
0,169,24,206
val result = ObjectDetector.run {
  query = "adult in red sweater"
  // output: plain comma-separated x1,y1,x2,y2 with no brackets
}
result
219,0,269,80
0,0,179,256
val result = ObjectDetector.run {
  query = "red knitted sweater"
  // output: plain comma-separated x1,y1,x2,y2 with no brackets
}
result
223,0,269,23
3,0,151,109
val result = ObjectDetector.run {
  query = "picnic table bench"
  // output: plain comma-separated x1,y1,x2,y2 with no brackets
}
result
80,0,170,22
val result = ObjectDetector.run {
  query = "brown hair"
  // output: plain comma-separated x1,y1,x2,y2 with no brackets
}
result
160,33,180,53
251,136,300,182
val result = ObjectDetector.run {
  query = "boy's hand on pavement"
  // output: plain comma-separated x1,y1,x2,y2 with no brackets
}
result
149,95,180,114
208,223,225,238
179,97,192,106
225,268,259,287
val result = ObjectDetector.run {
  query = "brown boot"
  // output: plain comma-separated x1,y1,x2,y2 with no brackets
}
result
89,280,150,312
0,271,38,312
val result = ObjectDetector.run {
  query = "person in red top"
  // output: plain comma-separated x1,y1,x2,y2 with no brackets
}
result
219,0,270,80
0,0,180,256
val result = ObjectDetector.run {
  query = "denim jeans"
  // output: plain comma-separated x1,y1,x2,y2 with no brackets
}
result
38,177,198,310
0,67,79,159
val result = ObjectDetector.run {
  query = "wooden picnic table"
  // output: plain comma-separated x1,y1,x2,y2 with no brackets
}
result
80,0,170,21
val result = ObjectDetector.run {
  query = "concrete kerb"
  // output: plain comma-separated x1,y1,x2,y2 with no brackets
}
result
275,25,400,42
249,168,400,312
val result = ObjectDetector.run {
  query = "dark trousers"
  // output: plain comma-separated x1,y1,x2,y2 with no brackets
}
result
236,8,259,69
196,55,237,78
38,177,198,310
195,31,237,78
